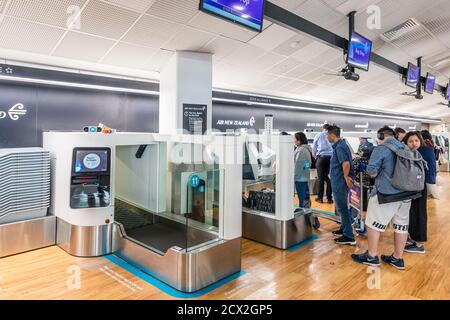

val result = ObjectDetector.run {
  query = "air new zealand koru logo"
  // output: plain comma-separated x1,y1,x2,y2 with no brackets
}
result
0,103,27,121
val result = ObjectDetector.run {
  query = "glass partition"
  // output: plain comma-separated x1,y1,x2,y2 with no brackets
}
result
114,141,222,255
242,139,276,215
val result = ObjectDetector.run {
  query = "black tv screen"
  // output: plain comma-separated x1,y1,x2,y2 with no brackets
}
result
346,32,373,71
406,62,420,88
424,73,435,94
199,0,265,32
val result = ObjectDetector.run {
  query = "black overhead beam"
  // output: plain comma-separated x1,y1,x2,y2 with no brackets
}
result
264,1,446,93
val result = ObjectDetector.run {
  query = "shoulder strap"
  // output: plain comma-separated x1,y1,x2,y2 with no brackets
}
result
380,142,398,155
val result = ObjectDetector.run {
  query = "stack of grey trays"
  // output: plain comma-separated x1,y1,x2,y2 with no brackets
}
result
0,148,51,225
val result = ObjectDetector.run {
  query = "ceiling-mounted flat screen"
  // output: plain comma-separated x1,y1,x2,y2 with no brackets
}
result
199,0,265,32
406,62,420,88
424,73,435,94
346,32,373,71
446,83,450,101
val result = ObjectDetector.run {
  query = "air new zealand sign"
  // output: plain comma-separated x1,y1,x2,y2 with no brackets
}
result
0,103,28,121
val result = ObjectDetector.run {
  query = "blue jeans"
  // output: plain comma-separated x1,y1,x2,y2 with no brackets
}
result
333,188,354,240
295,181,311,208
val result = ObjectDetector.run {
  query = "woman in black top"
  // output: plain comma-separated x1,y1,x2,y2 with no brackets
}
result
402,131,437,254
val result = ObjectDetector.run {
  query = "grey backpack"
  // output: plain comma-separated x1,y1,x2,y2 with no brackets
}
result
382,143,428,192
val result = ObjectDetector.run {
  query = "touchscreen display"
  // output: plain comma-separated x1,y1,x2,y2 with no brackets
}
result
74,149,109,173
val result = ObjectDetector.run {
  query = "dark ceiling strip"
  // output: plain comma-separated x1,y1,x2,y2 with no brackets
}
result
264,1,446,92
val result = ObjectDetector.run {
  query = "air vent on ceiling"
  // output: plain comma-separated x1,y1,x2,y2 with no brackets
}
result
381,18,421,42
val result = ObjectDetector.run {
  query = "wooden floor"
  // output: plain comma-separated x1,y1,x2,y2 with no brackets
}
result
1,173,449,300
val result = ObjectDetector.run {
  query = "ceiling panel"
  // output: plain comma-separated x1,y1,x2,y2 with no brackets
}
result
6,0,88,29
147,0,198,24
200,36,243,63
105,0,156,13
188,11,258,43
248,24,297,52
122,14,181,48
0,16,65,54
77,0,140,39
102,42,157,68
272,33,314,57
162,26,215,52
53,31,116,62
267,57,302,76
143,49,174,72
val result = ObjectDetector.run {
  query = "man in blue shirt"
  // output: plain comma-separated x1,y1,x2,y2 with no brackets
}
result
312,124,334,204
352,126,412,270
326,125,356,245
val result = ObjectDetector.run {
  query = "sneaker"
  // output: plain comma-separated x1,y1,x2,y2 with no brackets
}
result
334,235,356,246
381,254,405,270
315,198,324,204
351,251,381,267
327,199,334,204
404,243,425,254
332,229,343,237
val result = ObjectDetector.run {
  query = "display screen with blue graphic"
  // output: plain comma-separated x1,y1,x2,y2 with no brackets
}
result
424,73,435,94
189,174,201,188
446,84,450,101
406,63,420,88
200,0,265,32
346,32,372,71
74,149,109,173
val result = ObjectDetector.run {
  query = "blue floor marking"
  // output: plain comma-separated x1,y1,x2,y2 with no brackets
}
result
313,209,336,216
287,234,319,253
105,254,246,299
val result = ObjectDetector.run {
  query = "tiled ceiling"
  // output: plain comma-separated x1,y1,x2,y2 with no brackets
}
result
0,0,449,121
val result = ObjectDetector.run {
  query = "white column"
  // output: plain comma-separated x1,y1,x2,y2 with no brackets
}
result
159,51,213,134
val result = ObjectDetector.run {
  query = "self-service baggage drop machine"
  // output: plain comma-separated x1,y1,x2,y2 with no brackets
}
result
44,132,242,293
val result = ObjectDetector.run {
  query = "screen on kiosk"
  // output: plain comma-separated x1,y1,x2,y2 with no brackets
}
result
74,150,109,173
425,73,435,94
200,0,265,32
346,32,372,71
406,63,420,88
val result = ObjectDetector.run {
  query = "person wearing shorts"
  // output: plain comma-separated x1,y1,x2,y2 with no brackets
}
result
352,127,412,270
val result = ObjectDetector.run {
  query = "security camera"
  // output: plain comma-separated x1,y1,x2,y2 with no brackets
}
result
344,70,360,81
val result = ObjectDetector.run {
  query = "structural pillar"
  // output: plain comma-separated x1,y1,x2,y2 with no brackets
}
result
159,51,213,135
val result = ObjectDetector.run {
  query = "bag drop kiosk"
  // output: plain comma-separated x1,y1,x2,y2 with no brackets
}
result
241,134,313,249
43,132,242,293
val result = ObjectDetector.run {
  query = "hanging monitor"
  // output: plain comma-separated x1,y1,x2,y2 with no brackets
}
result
446,83,450,101
346,32,373,71
406,62,420,88
199,0,265,32
424,73,436,94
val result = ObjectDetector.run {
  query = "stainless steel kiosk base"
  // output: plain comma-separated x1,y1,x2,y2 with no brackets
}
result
0,216,56,258
242,209,313,250
56,218,113,257
112,222,241,293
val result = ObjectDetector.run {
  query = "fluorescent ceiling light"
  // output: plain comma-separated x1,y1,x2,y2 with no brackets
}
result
0,75,159,96
212,97,441,124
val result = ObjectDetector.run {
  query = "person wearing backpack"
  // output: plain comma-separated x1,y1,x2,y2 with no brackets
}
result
402,131,437,254
352,126,426,270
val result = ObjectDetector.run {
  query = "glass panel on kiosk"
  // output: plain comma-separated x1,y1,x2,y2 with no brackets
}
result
167,142,221,252
70,148,111,209
242,140,276,215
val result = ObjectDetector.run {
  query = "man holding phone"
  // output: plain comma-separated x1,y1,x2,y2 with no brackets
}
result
326,125,356,245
